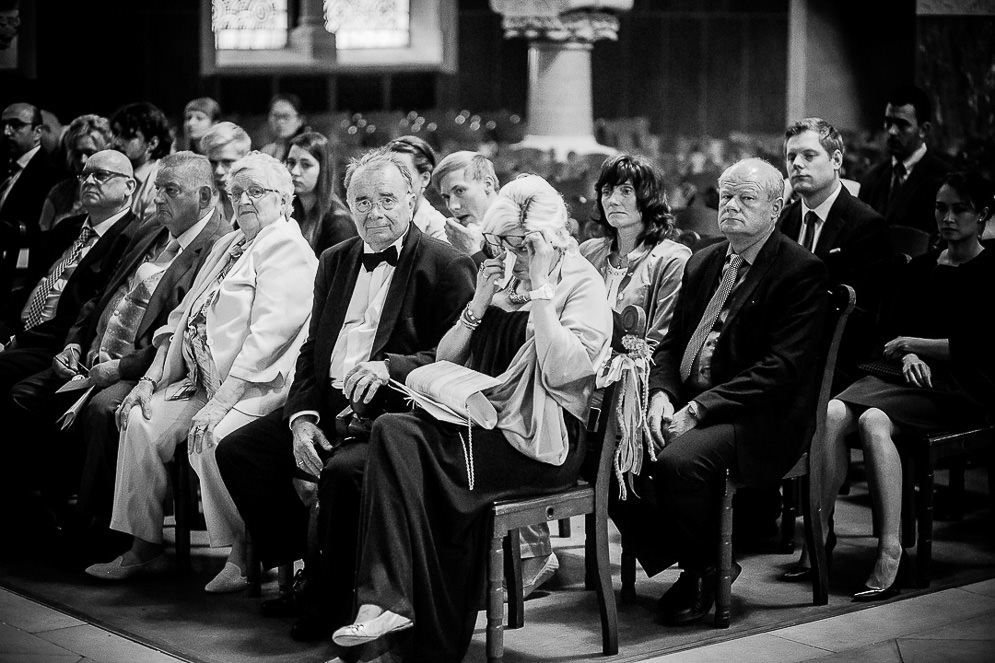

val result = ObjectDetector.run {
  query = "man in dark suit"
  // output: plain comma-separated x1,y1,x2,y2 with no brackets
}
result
217,147,475,644
7,152,228,545
0,149,140,515
0,102,63,314
644,158,828,626
858,85,950,239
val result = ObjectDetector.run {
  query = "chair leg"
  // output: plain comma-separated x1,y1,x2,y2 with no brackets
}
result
779,477,798,553
591,500,618,654
801,476,828,605
245,534,261,597
901,454,917,549
620,549,637,602
174,451,191,574
916,456,935,589
948,461,965,521
277,563,295,593
486,531,506,663
714,474,735,629
505,530,524,629
557,517,572,537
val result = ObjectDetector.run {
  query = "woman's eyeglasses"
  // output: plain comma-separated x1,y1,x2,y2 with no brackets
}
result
482,232,529,250
230,185,280,200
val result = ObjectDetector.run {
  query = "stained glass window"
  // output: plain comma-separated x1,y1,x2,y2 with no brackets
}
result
325,0,410,49
213,0,289,50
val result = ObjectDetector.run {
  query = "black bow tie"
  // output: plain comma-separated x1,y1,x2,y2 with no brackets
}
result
361,246,398,272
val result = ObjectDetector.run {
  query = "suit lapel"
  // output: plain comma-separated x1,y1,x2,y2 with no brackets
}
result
816,188,850,254
778,202,803,241
136,211,224,342
724,231,779,324
315,240,364,381
370,225,423,359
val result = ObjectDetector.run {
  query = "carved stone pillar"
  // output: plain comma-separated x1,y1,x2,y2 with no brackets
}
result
291,0,337,61
490,1,633,158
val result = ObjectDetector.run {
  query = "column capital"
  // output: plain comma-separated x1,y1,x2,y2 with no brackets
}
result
490,1,632,43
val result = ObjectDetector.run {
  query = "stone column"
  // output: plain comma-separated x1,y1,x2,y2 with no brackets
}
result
290,0,337,61
490,1,633,159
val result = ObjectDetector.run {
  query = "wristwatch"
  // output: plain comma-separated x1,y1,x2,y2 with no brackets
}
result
528,283,555,300
686,400,701,422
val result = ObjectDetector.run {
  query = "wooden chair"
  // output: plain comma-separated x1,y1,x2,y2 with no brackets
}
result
618,285,855,627
714,284,855,626
899,424,995,588
486,382,619,662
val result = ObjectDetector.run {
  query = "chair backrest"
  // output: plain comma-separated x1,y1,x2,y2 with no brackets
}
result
807,285,857,469
888,224,932,258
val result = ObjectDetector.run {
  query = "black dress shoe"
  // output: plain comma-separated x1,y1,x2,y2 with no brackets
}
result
852,583,899,602
657,562,740,614
291,612,331,642
659,571,714,626
260,592,298,618
781,530,837,582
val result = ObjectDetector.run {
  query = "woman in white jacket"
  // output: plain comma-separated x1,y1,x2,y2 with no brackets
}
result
86,152,318,592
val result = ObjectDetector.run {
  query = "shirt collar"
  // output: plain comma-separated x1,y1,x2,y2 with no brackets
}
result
894,142,928,174
174,209,214,250
89,207,130,237
15,145,41,170
727,225,775,266
801,180,842,224
362,231,406,257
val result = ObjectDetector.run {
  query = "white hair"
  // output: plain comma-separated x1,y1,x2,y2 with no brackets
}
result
482,173,575,251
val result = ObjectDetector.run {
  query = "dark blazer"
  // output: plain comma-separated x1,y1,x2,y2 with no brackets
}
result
649,230,829,484
62,210,227,379
0,148,62,246
283,224,476,423
13,210,139,352
778,185,890,303
859,150,950,236
291,194,358,258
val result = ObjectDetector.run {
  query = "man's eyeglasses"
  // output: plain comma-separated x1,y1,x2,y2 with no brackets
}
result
230,185,280,200
78,169,131,184
482,232,529,250
351,197,399,214
1,118,33,132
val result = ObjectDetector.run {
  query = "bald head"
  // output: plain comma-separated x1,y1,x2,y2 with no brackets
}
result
87,149,135,178
79,149,136,219
716,158,785,249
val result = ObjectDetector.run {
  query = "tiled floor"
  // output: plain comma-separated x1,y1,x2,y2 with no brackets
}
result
2,580,994,663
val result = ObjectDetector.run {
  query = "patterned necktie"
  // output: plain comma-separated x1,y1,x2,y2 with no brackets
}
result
802,211,819,252
887,162,907,209
22,225,96,330
680,254,744,381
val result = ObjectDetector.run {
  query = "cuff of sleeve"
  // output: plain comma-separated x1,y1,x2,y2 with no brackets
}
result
289,410,320,431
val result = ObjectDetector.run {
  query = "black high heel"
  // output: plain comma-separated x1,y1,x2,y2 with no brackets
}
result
852,550,905,602
781,529,836,582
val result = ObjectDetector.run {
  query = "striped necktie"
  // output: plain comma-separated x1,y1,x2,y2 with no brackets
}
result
679,254,743,381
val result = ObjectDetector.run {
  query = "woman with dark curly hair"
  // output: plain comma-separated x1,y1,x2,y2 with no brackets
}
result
580,153,691,350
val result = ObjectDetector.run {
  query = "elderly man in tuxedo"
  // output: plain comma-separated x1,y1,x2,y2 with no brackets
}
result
217,146,475,644
642,158,828,626
84,151,318,592
8,152,228,553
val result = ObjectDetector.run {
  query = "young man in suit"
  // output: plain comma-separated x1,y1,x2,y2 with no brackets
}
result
0,149,140,525
858,85,950,238
7,152,228,553
643,158,829,626
216,147,475,644
433,150,500,260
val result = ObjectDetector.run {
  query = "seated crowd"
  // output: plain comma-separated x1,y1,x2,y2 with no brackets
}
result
0,83,992,663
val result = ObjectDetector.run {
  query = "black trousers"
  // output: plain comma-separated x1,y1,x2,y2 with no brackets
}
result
651,422,736,572
0,347,56,497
